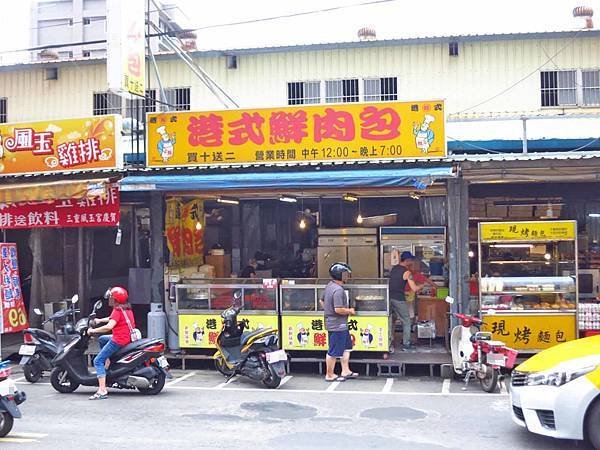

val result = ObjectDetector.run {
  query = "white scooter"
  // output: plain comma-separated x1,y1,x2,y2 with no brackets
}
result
445,297,518,393
0,361,27,437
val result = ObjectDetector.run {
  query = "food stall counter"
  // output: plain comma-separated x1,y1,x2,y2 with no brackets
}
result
279,278,390,352
176,278,279,349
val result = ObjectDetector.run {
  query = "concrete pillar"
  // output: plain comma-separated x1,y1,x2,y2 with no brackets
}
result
447,178,470,316
150,192,165,304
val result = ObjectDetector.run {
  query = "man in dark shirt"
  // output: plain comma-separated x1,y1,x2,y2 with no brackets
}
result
240,259,258,278
389,251,423,351
322,262,358,382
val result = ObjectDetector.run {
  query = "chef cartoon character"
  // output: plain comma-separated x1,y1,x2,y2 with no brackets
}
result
297,323,310,347
192,323,205,344
413,114,435,154
360,325,374,348
156,125,176,163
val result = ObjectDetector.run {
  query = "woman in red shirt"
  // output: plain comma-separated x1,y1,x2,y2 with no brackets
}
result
87,286,136,400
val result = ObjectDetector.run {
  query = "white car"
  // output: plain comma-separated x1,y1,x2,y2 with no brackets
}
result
510,335,600,448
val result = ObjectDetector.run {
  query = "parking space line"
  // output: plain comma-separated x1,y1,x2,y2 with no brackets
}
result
216,378,236,389
500,379,508,395
16,381,50,386
0,437,38,443
382,378,394,393
325,381,340,392
13,376,25,382
10,432,47,438
278,375,293,388
169,384,508,397
166,371,196,387
442,379,450,394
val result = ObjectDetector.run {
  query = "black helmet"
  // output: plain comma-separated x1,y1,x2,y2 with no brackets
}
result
329,262,352,281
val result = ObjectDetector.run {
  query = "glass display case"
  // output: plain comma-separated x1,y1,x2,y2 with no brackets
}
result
478,221,578,352
175,278,279,349
279,279,390,352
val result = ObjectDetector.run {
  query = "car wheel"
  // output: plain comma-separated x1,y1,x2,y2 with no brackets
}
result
586,398,600,449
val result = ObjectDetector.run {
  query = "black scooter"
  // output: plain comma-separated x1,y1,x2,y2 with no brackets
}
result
50,298,171,395
19,294,80,383
213,291,287,389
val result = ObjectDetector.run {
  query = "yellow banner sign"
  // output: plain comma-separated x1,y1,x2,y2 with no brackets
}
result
482,313,576,350
179,314,279,348
146,101,446,167
0,116,121,176
281,315,389,352
480,221,576,242
165,198,205,267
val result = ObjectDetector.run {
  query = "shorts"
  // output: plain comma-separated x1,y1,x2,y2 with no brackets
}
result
327,330,353,357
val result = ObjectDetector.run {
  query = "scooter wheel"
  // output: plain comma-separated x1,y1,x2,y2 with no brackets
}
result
50,367,80,393
262,371,281,389
480,367,499,393
23,361,42,383
0,412,14,438
138,369,166,395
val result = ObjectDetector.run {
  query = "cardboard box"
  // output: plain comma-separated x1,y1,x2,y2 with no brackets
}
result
508,205,533,218
205,254,232,278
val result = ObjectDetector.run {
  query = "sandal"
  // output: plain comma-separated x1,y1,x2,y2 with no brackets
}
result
88,392,108,400
325,376,346,382
341,372,359,379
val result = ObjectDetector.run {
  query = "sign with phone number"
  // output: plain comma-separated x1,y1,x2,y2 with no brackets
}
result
480,221,576,242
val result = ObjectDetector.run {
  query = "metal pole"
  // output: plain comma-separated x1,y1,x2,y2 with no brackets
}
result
521,118,528,154
77,227,85,307
147,45,168,112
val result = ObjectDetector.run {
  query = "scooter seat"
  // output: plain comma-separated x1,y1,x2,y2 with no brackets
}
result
27,328,55,341
240,328,272,346
110,338,160,360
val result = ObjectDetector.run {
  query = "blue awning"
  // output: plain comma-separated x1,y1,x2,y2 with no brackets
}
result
120,167,455,192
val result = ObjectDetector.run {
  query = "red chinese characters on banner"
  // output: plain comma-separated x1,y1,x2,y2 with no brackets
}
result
269,110,308,144
187,114,224,147
3,128,54,155
0,243,29,334
313,108,356,142
359,106,401,140
0,185,120,229
228,112,265,145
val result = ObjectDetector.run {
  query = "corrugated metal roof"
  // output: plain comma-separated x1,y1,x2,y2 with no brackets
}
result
1,29,599,72
451,150,600,163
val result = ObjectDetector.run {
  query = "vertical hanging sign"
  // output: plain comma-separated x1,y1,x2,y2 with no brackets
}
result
165,198,205,267
106,0,146,96
0,243,28,334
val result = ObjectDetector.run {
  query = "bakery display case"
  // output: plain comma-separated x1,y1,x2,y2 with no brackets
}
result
175,278,279,349
279,278,390,352
478,221,579,352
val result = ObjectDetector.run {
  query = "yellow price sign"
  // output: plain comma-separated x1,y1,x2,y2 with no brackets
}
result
178,314,279,349
482,313,576,350
281,315,389,352
480,221,576,242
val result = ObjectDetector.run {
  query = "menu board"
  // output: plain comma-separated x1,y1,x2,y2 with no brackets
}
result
0,243,29,333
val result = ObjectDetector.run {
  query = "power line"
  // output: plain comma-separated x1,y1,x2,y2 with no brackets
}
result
0,0,398,56
451,29,584,115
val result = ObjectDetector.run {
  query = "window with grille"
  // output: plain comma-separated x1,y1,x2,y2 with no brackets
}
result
0,98,6,123
363,77,398,101
540,70,577,107
125,89,157,119
164,87,191,111
583,69,600,106
287,81,321,105
325,79,359,103
92,92,122,115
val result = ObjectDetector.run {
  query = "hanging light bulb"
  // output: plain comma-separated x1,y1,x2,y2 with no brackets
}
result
356,214,363,224
299,218,307,229
195,221,202,231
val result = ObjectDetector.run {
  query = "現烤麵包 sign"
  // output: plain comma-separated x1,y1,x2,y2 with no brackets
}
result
0,116,121,176
146,101,446,167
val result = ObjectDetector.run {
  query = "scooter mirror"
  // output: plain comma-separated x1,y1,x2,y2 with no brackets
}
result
103,288,111,300
233,290,242,300
94,300,103,311
444,296,455,305
33,308,43,316
71,294,79,304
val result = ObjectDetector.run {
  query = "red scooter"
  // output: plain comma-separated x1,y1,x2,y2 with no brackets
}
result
446,297,518,392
